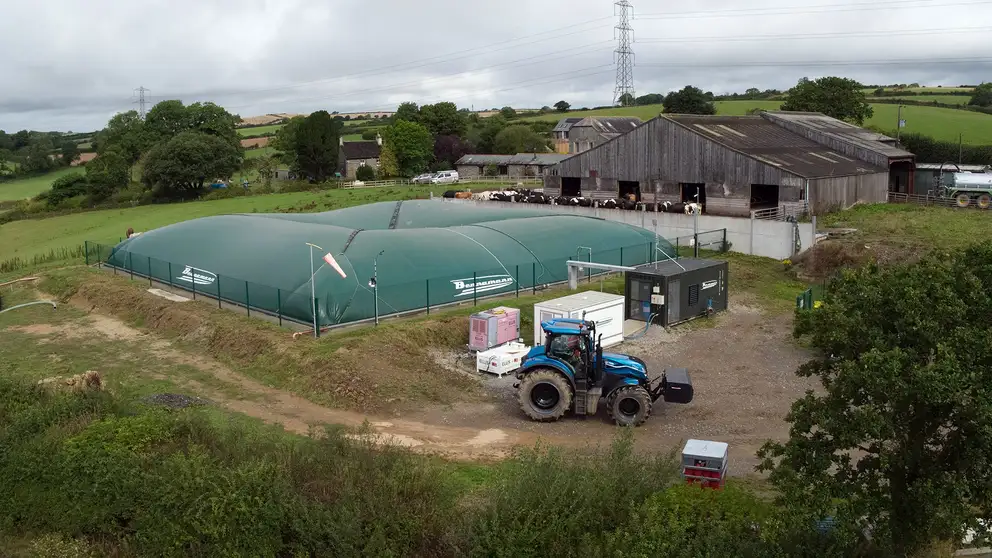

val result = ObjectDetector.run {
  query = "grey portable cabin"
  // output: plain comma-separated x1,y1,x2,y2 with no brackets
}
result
624,259,729,326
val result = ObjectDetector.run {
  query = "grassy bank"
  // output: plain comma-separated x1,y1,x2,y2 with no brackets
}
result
0,168,83,202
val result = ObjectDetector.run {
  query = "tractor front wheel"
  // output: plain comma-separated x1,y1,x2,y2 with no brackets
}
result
517,369,573,422
956,193,971,208
978,194,991,210
607,386,653,427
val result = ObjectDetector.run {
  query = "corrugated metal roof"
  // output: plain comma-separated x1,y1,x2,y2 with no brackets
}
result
455,153,569,166
662,115,886,178
574,117,643,136
761,111,914,159
916,163,990,171
552,117,584,133
340,141,381,160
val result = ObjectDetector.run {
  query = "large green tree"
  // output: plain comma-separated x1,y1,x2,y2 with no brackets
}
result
271,115,306,167
141,131,242,198
492,125,548,154
98,110,152,168
418,102,466,137
618,93,635,107
186,102,242,148
382,120,433,177
781,77,874,125
85,150,130,201
144,100,191,141
22,139,55,173
293,110,342,181
758,244,992,556
60,140,80,167
554,100,571,112
662,86,717,115
968,82,992,108
394,102,421,123
46,172,88,206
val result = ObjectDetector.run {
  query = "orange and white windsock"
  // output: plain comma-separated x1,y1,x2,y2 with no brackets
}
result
323,253,347,279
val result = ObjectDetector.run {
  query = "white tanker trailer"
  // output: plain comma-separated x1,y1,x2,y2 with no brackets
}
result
937,163,992,208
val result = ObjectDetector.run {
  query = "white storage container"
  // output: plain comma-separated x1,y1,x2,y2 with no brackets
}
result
533,291,625,348
476,342,530,376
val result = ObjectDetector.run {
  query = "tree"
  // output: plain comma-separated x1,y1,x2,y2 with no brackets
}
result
0,131,13,152
499,106,517,120
22,139,55,173
492,125,548,154
98,111,151,168
355,165,376,181
968,82,992,107
554,101,571,112
378,142,399,178
271,115,306,167
758,244,992,556
382,120,433,177
466,114,509,153
634,93,664,105
11,130,30,150
60,141,80,167
47,172,88,206
780,77,874,125
418,102,466,137
394,102,421,123
662,86,717,115
142,131,242,198
0,149,12,174
85,150,130,201
618,93,635,106
361,130,377,140
186,101,241,148
144,100,191,142
433,134,472,170
294,110,342,182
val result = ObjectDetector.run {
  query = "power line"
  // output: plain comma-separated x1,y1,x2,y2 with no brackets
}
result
634,0,992,19
221,43,616,110
613,0,635,105
638,26,992,43
637,56,992,68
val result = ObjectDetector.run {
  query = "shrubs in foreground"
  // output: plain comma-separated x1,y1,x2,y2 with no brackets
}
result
0,377,850,557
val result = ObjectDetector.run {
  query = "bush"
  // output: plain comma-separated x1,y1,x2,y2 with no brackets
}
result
361,130,377,140
111,184,154,206
47,172,88,207
355,165,376,181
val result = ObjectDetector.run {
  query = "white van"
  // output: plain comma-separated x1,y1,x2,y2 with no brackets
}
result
431,171,459,184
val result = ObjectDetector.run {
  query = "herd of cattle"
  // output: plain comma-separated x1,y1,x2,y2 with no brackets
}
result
441,188,703,214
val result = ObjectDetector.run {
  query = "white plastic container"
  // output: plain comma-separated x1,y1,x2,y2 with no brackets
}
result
476,342,530,376
533,291,625,348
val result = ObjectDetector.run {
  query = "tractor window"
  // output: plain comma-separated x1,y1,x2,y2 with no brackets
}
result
548,334,586,365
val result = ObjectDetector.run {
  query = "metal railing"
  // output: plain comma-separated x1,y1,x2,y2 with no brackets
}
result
887,191,992,209
751,205,809,221
342,176,543,189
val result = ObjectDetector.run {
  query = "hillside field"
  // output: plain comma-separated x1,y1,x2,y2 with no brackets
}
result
520,101,992,144
0,167,84,202
237,123,284,137
868,95,971,105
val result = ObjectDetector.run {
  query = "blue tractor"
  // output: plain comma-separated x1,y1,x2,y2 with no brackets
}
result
514,318,693,426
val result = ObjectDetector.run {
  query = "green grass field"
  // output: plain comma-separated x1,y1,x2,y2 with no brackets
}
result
0,167,84,202
237,123,284,137
520,100,992,144
868,95,971,105
862,86,974,94
244,146,278,159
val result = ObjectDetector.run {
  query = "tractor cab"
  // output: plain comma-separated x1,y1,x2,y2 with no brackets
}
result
514,317,694,427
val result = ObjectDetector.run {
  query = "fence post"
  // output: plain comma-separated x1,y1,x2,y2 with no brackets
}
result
168,262,173,289
723,228,728,252
277,290,282,326
426,279,430,315
620,246,624,266
245,282,250,317
148,256,152,287
649,241,654,263
217,276,222,309
694,232,699,258
128,252,134,280
314,298,320,338
516,265,520,298
85,241,89,265
192,274,196,300
473,272,477,306
532,262,536,295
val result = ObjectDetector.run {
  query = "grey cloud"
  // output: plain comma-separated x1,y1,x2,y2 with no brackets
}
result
1,0,989,131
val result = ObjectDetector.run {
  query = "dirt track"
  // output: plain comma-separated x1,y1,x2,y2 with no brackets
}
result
7,294,814,473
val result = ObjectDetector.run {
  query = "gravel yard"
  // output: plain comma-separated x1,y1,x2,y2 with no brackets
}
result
414,299,817,475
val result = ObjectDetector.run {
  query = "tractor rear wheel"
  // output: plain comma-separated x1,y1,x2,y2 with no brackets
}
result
517,369,573,422
606,386,653,427
956,194,971,208
978,194,991,209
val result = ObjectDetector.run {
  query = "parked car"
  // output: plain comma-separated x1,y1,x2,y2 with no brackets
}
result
431,171,459,185
412,173,435,184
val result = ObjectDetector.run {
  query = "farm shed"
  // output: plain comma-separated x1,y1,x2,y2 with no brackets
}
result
567,117,643,154
455,153,569,178
104,200,673,327
543,112,893,216
552,117,585,153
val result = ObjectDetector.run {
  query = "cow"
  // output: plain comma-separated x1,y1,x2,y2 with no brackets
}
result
442,190,458,199
685,202,703,215
603,199,617,209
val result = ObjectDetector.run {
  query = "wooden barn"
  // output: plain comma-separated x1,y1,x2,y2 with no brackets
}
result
543,111,915,216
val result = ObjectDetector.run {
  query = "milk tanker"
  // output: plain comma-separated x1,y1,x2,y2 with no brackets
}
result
938,164,992,208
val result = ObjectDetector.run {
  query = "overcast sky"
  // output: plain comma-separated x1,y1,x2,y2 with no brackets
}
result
2,0,990,132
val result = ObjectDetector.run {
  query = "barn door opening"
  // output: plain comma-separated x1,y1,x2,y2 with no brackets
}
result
619,180,641,202
749,184,780,210
561,177,581,197
680,183,706,208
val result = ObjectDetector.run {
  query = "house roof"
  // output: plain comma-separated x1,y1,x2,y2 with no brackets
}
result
552,117,585,133
661,114,887,179
573,116,643,137
760,111,915,160
455,153,570,166
340,141,381,160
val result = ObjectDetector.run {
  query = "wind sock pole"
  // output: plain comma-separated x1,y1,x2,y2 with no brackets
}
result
306,242,322,339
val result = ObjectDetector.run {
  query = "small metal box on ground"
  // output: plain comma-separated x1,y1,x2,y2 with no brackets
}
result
468,306,521,351
476,342,530,376
533,291,625,348
624,259,728,327
681,439,729,489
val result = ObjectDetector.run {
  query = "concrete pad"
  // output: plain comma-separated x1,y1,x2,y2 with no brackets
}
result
147,288,190,302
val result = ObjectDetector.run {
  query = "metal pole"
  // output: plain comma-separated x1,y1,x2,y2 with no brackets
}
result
315,298,320,338
896,105,903,143
217,276,222,308
309,244,317,338
373,250,384,326
245,282,250,317
693,187,699,258
516,265,519,297
128,252,133,280
277,290,282,326
426,279,430,315
472,272,477,306
168,262,173,289
148,256,152,287
532,262,536,294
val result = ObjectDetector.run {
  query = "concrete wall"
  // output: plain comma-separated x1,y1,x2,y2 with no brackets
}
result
448,199,815,261
457,165,484,179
